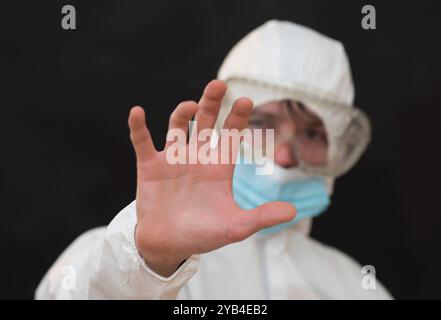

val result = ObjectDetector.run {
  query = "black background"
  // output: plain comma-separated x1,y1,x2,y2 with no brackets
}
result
1,0,440,299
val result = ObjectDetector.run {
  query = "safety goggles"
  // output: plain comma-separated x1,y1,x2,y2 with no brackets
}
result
245,100,370,177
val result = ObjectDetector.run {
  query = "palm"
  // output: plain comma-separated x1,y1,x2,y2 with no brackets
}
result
135,143,243,256
128,80,295,269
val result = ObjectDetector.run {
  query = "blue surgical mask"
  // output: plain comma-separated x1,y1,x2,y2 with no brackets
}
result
232,161,331,236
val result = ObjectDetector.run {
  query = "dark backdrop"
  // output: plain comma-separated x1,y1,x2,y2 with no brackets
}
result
1,0,440,299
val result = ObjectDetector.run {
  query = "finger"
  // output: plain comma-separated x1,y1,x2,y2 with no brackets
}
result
192,80,227,135
229,202,296,241
222,97,253,131
219,97,253,165
165,100,199,149
128,106,157,162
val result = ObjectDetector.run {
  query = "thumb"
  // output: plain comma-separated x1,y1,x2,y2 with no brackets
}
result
233,202,296,240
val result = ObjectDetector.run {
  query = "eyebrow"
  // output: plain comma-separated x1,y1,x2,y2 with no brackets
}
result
284,100,324,127
251,100,326,128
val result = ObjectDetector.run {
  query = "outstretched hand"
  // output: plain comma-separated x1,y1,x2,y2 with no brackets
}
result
128,80,296,276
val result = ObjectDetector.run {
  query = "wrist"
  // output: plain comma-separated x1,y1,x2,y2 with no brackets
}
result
141,253,187,278
134,224,188,277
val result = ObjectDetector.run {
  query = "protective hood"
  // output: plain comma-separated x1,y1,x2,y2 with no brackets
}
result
215,20,371,183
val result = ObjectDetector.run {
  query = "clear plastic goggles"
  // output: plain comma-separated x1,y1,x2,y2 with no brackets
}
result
246,100,371,177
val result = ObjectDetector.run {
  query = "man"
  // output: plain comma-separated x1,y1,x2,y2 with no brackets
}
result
36,20,392,299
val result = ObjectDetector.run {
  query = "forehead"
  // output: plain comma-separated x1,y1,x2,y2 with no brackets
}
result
253,100,283,113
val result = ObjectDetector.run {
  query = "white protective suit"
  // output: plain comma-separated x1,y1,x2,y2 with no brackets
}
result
36,20,392,300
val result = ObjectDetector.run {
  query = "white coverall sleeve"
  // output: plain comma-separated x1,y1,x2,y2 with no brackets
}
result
35,201,200,299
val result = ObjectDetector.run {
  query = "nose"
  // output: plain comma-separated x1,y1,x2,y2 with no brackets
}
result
274,142,298,168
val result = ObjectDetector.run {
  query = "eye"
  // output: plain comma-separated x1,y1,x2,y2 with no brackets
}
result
249,118,275,129
304,128,327,142
305,128,319,139
249,119,264,127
